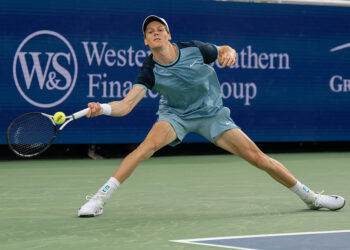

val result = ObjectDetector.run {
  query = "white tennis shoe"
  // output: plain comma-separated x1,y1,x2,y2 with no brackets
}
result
78,194,105,217
307,191,345,211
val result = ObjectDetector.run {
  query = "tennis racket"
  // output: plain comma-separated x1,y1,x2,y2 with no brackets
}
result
7,108,89,158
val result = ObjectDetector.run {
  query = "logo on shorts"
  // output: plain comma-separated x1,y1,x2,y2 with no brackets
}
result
13,30,78,108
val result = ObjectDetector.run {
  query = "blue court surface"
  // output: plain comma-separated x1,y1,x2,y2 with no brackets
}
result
171,230,350,249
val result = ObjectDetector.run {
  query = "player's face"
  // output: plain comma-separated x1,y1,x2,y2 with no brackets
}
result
144,21,171,49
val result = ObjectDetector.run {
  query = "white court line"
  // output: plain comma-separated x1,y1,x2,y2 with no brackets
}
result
170,239,257,250
170,230,350,249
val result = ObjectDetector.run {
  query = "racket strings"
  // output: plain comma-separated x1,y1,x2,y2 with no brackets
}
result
8,113,56,157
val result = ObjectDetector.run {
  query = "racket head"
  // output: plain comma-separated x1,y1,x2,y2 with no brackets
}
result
7,112,57,158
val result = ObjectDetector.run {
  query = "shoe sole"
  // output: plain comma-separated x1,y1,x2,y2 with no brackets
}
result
78,210,103,217
78,214,97,217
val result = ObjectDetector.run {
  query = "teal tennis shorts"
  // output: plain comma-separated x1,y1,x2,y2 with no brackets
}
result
158,107,239,146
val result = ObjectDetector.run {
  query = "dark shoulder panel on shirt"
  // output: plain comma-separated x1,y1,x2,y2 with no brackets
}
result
176,40,218,64
134,55,156,90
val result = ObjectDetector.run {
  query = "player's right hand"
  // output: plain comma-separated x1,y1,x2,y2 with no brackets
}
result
87,102,103,118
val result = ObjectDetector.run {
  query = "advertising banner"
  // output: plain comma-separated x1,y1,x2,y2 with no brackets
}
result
1,0,350,144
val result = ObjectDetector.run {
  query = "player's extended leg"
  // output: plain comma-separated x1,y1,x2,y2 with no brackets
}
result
113,121,177,183
215,128,345,210
78,121,177,217
216,128,296,188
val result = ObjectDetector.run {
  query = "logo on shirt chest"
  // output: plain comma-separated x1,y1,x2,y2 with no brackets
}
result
190,59,200,68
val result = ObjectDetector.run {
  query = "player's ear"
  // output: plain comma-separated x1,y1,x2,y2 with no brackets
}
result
168,32,172,41
144,38,148,47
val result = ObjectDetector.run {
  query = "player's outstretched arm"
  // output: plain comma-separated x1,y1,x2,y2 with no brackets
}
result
86,85,147,118
218,45,237,67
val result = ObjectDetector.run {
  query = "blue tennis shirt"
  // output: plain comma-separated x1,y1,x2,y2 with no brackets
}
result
134,40,222,119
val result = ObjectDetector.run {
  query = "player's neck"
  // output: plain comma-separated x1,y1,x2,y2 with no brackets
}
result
152,43,177,65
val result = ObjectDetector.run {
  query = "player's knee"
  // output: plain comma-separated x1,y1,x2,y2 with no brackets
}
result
147,142,161,155
138,140,162,159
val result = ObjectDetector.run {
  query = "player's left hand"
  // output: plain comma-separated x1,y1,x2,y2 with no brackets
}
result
218,46,236,67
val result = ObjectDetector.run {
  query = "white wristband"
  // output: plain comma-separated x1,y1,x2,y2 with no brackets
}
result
101,103,112,115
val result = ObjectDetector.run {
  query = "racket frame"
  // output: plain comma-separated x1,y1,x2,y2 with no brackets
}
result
7,108,89,158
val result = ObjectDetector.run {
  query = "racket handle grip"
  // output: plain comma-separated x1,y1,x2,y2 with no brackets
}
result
73,108,89,120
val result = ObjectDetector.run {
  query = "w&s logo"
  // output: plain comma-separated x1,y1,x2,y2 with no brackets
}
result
13,30,78,108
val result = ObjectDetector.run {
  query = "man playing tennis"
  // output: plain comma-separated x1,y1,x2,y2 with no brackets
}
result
78,15,345,217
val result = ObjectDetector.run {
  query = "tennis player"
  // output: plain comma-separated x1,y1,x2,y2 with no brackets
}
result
78,15,345,217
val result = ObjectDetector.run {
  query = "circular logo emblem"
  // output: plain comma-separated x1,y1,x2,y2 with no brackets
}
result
13,30,78,108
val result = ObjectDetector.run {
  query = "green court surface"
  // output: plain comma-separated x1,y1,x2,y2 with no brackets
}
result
0,152,349,250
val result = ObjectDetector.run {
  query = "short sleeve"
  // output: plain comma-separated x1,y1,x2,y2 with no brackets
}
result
191,40,218,64
134,55,156,90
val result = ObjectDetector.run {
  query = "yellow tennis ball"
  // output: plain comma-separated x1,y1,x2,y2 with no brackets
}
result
53,112,66,125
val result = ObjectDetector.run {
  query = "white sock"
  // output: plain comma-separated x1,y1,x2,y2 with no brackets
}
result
97,177,120,203
289,181,316,203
